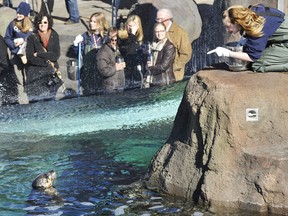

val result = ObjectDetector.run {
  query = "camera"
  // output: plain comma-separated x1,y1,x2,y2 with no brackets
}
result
47,72,61,87
116,55,124,63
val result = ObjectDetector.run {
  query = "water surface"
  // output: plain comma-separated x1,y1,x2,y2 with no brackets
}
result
0,82,202,215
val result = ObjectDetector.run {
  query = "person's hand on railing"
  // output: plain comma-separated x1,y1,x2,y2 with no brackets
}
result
73,35,83,46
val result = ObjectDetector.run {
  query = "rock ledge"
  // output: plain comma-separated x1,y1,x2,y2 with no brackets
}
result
145,69,288,215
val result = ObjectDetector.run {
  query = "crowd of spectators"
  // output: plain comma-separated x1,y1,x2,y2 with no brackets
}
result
0,1,192,104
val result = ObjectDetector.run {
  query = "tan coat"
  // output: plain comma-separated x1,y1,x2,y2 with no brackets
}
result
167,22,192,81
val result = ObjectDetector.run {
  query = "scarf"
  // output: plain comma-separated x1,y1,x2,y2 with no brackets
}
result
38,29,51,49
151,38,167,65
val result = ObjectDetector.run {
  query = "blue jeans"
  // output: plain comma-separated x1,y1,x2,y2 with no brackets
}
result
112,0,121,26
3,0,13,7
65,0,80,22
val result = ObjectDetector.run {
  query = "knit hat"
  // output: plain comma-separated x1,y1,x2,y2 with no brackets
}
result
16,2,31,17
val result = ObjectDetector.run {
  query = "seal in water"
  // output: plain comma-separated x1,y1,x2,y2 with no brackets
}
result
32,170,56,189
27,170,63,209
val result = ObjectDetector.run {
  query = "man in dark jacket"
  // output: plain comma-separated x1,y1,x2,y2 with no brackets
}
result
96,27,126,94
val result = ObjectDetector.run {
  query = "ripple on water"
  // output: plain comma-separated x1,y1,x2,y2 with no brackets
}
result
0,81,214,215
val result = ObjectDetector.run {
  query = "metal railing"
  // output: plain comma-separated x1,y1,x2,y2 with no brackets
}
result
111,0,121,27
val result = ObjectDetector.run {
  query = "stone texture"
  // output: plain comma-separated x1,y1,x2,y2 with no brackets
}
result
145,69,288,214
138,0,202,43
0,7,16,36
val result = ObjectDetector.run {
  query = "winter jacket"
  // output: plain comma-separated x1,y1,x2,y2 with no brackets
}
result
118,33,143,68
25,29,61,101
148,39,176,86
4,20,32,54
96,43,125,93
73,31,107,56
243,4,285,61
167,22,192,81
26,29,60,69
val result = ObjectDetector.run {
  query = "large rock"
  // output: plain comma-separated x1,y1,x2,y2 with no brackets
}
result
145,69,288,214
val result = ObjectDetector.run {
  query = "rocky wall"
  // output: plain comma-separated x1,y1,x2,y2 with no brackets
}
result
145,69,288,214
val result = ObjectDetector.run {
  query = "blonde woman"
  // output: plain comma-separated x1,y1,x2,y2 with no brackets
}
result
118,15,144,88
208,4,288,72
4,2,33,56
73,12,109,95
4,2,33,104
73,12,109,54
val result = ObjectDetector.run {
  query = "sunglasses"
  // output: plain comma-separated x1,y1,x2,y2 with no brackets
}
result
154,30,165,33
39,21,48,24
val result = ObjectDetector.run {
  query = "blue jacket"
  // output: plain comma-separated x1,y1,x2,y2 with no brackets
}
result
243,4,285,60
73,31,107,56
4,20,32,54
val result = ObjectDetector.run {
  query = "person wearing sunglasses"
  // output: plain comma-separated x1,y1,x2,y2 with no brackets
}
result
156,8,192,82
96,27,126,94
4,2,33,104
25,13,63,102
144,22,176,87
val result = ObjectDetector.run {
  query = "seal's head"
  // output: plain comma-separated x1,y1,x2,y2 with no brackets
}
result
32,170,56,189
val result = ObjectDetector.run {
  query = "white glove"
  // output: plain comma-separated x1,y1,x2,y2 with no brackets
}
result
73,34,83,46
207,47,231,57
14,38,24,46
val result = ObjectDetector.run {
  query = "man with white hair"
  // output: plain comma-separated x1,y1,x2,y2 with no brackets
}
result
156,8,192,81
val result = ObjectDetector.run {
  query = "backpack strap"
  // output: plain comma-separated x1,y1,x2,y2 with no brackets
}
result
248,4,285,19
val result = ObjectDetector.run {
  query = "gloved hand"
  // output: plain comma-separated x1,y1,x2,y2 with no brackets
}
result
207,47,231,57
14,38,24,46
73,34,83,46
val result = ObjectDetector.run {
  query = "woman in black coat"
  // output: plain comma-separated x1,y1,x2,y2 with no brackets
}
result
25,13,63,102
145,22,176,87
118,15,144,88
